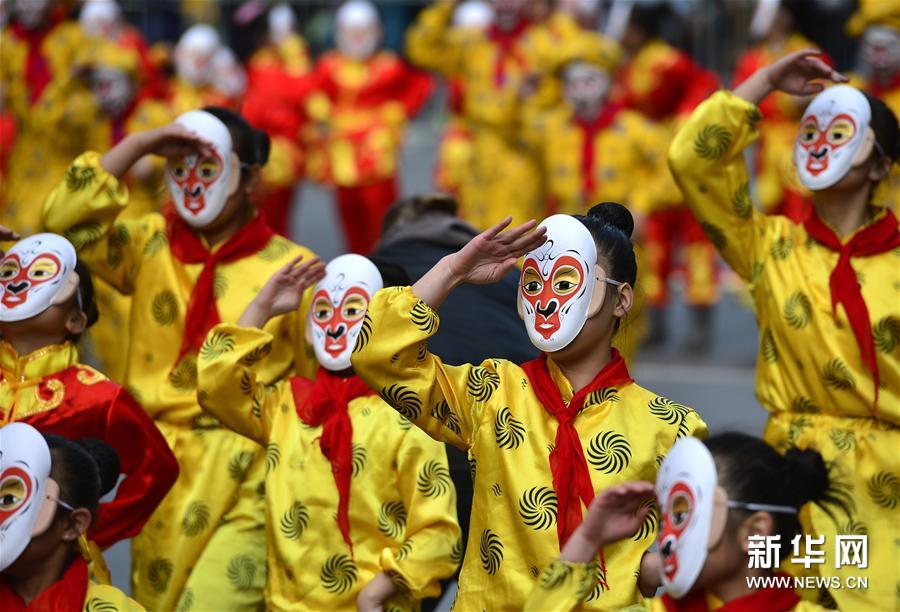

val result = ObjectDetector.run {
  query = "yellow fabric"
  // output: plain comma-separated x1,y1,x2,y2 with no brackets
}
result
846,0,900,36
0,341,92,422
522,560,598,611
42,152,317,611
196,323,460,611
351,287,708,610
669,90,900,611
83,580,145,611
0,21,96,235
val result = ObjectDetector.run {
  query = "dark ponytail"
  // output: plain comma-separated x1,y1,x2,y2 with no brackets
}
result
74,260,99,330
201,106,271,172
863,92,900,163
706,433,849,552
573,202,638,287
43,434,120,518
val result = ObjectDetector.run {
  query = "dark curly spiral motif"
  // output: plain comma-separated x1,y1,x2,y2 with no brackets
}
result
416,341,428,362
380,385,422,421
64,222,103,250
352,443,367,477
190,413,220,432
106,223,130,268
410,300,438,334
152,290,178,326
181,501,210,537
320,554,358,594
417,460,451,497
85,597,118,612
200,331,235,360
518,486,558,531
587,431,631,474
66,164,96,191
787,416,812,444
353,313,373,353
386,569,411,595
170,356,197,391
479,529,503,575
761,328,779,364
585,560,608,601
431,400,461,435
731,181,752,219
148,558,173,593
873,316,900,353
839,519,867,536
783,292,813,329
584,387,620,407
226,554,258,590
396,539,413,561
257,237,291,261
397,414,413,430
468,455,476,482
539,560,574,589
693,124,732,160
822,358,855,391
771,236,794,260
829,429,855,452
750,260,765,284
791,397,818,414
491,483,502,496
817,586,837,609
700,222,726,251
279,501,309,540
450,536,464,564
265,442,280,473
239,371,253,396
494,406,525,449
213,272,228,299
745,106,763,127
228,451,254,482
867,472,900,510
529,566,541,578
648,397,689,425
378,501,407,538
175,588,193,612
143,230,169,257
240,342,272,366
250,387,265,418
467,367,500,402
633,499,658,541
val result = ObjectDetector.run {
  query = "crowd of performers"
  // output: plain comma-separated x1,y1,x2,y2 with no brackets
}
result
0,0,899,611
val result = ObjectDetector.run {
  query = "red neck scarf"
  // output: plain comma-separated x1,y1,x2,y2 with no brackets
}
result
487,19,530,87
291,368,373,553
803,209,900,409
521,349,633,585
165,207,275,370
576,103,623,200
0,557,88,612
661,574,801,612
10,10,64,104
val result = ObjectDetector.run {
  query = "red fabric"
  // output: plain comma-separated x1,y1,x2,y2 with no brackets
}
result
660,574,800,612
644,208,717,307
291,369,374,552
576,103,623,200
0,557,88,612
802,210,900,409
487,20,530,88
336,179,397,254
257,186,296,237
521,350,633,586
165,208,275,368
9,10,64,105
868,72,900,100
1,366,179,549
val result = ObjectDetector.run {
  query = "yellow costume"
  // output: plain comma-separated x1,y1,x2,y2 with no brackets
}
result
0,18,94,235
42,153,317,611
351,287,708,610
669,91,900,611
196,324,460,611
81,582,146,611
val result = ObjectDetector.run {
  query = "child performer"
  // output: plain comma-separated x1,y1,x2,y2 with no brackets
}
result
0,233,178,560
669,50,899,609
526,433,845,612
0,423,143,610
42,109,318,610
352,203,708,609
196,254,460,611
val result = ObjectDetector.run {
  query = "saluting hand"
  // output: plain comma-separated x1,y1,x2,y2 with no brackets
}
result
764,49,847,96
238,255,326,329
447,217,547,285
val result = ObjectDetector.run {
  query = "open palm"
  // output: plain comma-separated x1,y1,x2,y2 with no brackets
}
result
579,481,655,547
766,49,847,96
447,217,547,285
256,255,325,319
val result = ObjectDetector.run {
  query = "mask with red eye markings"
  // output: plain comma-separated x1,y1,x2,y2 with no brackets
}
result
0,234,78,323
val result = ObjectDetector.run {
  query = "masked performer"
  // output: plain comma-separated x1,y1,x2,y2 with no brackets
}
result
0,233,177,567
669,51,900,610
0,0,94,236
525,434,843,611
196,253,460,611
42,109,317,611
352,203,708,609
305,1,433,254
0,423,143,610
168,24,225,115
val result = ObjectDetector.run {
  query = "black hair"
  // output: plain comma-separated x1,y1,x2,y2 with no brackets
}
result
573,202,638,287
380,194,458,237
628,2,675,40
368,256,411,288
705,433,849,553
201,106,271,176
74,260,98,330
864,92,900,163
43,434,120,518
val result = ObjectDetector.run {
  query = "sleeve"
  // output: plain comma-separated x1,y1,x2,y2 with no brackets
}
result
41,151,149,294
393,63,435,119
404,0,463,77
667,90,771,281
380,425,461,600
91,389,179,549
522,560,596,612
196,323,284,446
680,408,709,440
350,287,495,451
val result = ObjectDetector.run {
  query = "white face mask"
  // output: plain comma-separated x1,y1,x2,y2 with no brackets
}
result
794,85,875,191
268,3,297,45
211,48,247,99
518,215,598,352
307,254,383,372
335,0,380,60
0,423,53,572
79,0,122,39
0,234,78,323
862,25,900,74
11,0,50,29
165,110,240,228
563,62,611,114
174,24,220,87
91,68,134,118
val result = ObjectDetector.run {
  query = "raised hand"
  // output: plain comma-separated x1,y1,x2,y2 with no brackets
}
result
447,217,547,285
0,224,21,259
142,124,212,159
764,49,847,96
238,255,325,328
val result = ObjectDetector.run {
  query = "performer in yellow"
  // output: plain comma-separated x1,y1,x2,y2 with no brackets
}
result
42,109,317,611
167,24,228,115
352,204,707,609
0,0,94,236
669,51,900,610
196,253,460,611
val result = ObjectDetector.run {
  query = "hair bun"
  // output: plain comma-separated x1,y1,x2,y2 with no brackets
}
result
253,129,271,166
586,202,635,239
783,448,830,507
76,438,121,497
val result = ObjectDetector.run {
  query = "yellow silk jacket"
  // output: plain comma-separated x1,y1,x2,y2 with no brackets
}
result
669,91,900,611
196,324,460,611
351,287,708,610
81,582,145,611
